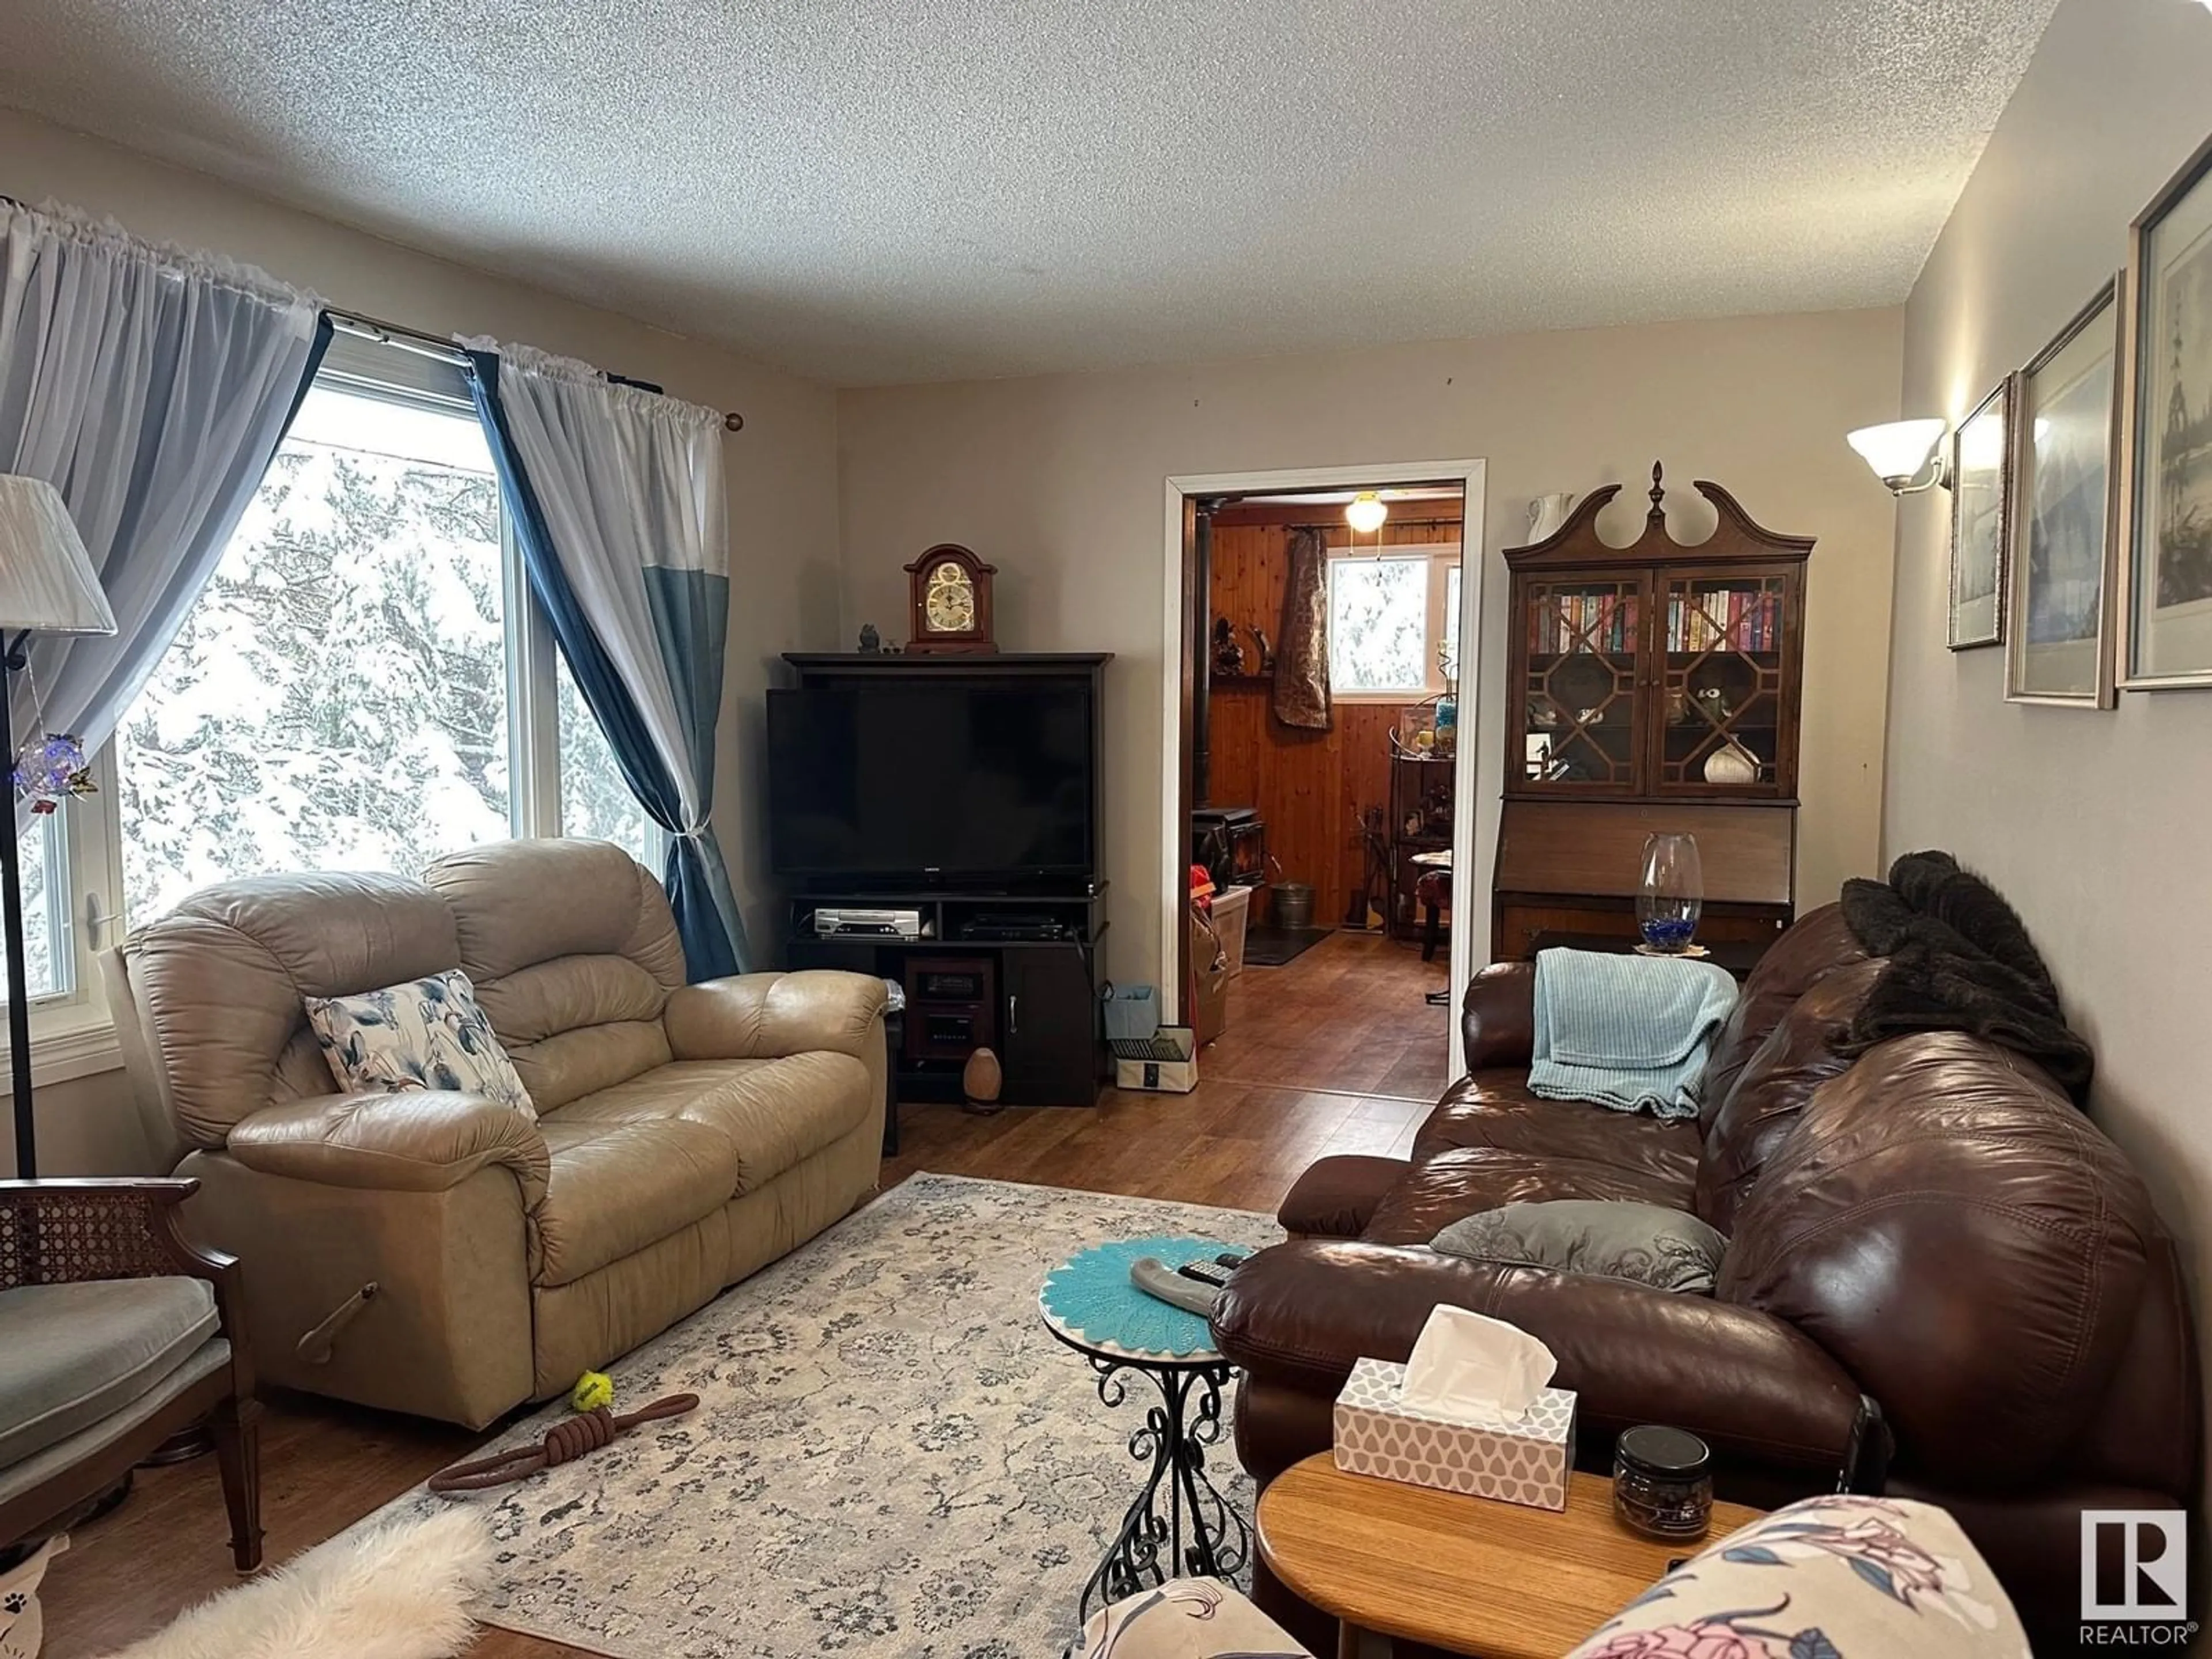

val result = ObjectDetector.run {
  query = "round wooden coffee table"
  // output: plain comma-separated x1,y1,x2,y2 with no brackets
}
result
1256,1453,1762,1659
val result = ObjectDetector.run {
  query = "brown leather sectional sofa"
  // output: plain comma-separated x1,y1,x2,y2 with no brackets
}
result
1213,904,2198,1648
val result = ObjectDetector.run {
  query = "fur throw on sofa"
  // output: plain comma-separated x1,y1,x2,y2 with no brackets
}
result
1839,850,2093,1101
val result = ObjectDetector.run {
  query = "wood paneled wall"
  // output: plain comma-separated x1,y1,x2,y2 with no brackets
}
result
1204,510,1461,929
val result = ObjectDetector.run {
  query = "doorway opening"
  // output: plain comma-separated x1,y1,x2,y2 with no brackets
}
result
1161,460,1488,1097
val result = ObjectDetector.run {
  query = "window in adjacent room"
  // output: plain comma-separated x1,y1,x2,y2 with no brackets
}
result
1442,563,1463,683
1327,543,1463,698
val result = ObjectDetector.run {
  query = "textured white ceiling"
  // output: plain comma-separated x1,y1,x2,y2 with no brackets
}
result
0,1,2058,386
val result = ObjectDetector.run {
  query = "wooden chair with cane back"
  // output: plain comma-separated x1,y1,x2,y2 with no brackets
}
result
0,1178,262,1573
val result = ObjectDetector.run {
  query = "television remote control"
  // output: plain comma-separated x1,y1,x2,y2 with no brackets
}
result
1176,1260,1233,1290
1129,1257,1219,1316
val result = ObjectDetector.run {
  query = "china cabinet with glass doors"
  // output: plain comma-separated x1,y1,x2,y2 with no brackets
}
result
1492,467,1812,964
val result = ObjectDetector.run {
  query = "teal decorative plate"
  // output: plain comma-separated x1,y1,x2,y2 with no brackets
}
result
1038,1234,1243,1362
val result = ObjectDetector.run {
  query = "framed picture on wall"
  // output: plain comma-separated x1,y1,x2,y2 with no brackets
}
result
2006,276,2122,706
2120,134,2212,689
1948,377,2013,649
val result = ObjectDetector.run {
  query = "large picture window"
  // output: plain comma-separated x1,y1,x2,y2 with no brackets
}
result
116,382,519,922
19,332,654,1016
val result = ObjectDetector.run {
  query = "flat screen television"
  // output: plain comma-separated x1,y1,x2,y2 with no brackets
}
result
767,679,1097,881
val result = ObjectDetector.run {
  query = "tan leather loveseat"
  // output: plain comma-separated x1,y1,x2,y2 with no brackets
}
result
103,838,887,1427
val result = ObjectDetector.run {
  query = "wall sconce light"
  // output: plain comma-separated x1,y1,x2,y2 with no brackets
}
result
1846,419,1949,495
1344,491,1389,533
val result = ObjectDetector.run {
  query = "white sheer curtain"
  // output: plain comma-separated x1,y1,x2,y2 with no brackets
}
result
0,200,324,827
464,338,724,798
462,337,748,975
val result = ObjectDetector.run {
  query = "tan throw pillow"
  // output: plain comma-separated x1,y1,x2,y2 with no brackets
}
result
1431,1199,1725,1294
305,969,536,1121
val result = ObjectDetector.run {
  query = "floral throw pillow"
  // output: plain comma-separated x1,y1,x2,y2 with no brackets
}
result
305,969,536,1122
1567,1494,2031,1658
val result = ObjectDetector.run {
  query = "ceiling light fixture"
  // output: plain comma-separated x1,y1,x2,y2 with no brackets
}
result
1846,419,1949,496
1345,491,1389,533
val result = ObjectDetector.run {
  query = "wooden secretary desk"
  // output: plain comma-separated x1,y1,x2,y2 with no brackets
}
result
1492,465,1812,962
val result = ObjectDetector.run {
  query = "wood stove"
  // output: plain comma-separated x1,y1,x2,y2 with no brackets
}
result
1192,806,1267,890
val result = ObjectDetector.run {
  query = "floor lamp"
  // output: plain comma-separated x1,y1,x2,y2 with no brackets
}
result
0,476,116,1180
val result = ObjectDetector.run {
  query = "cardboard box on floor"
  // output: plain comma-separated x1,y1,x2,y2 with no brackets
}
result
1190,907,1230,1046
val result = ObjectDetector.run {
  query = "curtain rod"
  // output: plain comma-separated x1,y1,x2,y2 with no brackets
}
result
0,196,742,430
1306,518,1464,532
328,310,745,433
1207,517,1464,532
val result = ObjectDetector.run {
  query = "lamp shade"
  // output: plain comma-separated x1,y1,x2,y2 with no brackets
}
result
1345,491,1388,533
0,476,115,635
1845,419,1946,488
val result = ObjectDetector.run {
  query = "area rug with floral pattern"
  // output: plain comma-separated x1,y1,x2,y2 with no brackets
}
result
355,1174,1282,1658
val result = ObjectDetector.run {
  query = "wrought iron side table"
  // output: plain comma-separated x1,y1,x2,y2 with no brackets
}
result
1037,1236,1252,1629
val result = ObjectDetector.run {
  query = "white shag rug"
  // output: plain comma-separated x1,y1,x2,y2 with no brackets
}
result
358,1173,1281,1658
100,1509,493,1659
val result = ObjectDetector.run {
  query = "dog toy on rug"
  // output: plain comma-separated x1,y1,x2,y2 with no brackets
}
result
568,1370,615,1413
428,1394,699,1494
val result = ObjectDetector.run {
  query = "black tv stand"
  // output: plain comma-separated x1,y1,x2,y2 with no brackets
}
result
777,650,1114,1111
785,884,1109,1108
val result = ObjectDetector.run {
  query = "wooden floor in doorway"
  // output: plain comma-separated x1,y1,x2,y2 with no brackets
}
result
39,927,1450,1658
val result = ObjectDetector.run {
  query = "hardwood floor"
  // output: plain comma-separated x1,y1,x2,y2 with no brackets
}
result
40,929,1448,1659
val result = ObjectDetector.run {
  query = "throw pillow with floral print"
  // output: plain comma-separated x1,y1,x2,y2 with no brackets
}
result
1567,1494,2031,1659
305,969,536,1121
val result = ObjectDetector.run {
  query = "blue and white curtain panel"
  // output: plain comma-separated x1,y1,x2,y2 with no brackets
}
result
463,338,749,978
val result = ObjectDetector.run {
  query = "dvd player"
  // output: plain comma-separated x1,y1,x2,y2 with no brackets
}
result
814,907,924,939
961,914,1068,942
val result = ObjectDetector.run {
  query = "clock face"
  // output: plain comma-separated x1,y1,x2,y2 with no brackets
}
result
925,559,976,632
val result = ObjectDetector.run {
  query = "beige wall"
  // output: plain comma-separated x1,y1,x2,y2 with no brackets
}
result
1883,0,2212,1467
837,309,1904,998
0,107,844,1176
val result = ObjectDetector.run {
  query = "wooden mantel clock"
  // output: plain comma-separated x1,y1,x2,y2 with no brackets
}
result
904,543,998,654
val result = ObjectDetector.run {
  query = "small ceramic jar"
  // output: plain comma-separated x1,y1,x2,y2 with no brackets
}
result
1613,1425,1714,1541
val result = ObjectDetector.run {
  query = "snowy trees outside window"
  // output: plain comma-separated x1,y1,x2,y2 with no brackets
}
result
115,383,648,928
1325,548,1465,698
6,819,63,1001
1329,556,1430,692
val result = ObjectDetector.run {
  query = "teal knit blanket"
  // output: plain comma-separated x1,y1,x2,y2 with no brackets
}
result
1528,948,1740,1120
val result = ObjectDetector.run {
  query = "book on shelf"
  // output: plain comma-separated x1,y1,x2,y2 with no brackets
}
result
1665,586,1781,653
1533,583,1790,656
1531,589,1638,654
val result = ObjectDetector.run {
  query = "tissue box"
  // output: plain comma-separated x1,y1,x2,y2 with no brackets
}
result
1332,1356,1577,1510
